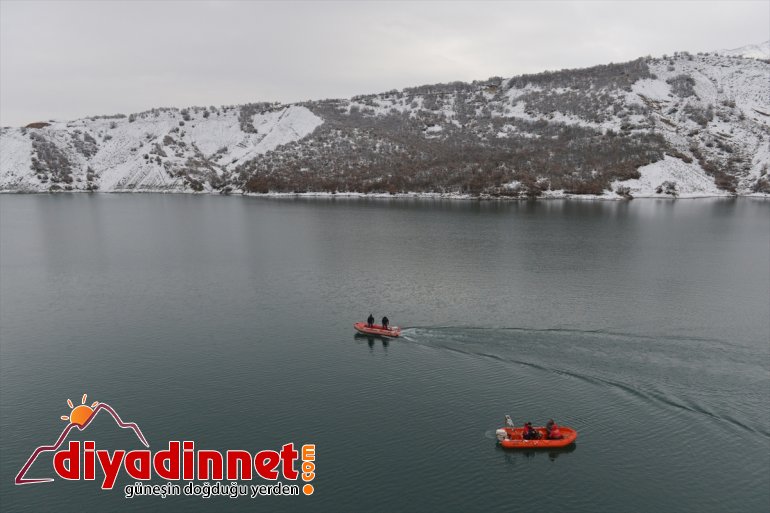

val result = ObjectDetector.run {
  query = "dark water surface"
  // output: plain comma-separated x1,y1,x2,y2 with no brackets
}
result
1,195,768,512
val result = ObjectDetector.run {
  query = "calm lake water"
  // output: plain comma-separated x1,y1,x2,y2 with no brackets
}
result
1,195,768,512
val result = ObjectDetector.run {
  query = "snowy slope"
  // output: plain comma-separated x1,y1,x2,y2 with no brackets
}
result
1,43,768,198
611,156,731,198
0,129,35,190
0,105,322,192
638,53,769,194
717,41,770,60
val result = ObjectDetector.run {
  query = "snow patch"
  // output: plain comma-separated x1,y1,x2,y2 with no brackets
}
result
251,106,323,154
631,78,672,103
0,130,35,189
612,155,729,198
717,41,770,60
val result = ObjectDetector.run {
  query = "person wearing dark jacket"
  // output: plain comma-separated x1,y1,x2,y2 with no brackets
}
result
523,422,540,440
381,316,389,330
367,313,375,327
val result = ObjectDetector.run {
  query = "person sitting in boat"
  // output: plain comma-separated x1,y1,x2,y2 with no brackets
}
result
381,316,390,330
367,313,375,328
522,422,540,440
546,419,563,440
522,422,534,440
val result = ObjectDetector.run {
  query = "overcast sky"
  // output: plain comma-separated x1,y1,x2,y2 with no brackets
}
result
1,0,767,126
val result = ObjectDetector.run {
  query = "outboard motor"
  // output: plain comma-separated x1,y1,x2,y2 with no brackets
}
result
496,415,515,442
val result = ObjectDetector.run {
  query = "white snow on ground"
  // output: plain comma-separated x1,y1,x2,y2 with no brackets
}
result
0,129,36,190
184,113,244,156
187,106,324,168
630,78,672,103
504,100,595,128
717,41,770,60
251,106,323,154
745,139,770,191
0,106,323,192
611,155,730,198
90,112,182,190
347,96,420,118
181,106,322,165
504,84,542,103
496,124,518,138
424,124,444,138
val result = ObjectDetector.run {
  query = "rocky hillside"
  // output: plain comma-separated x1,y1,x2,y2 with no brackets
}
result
1,47,768,198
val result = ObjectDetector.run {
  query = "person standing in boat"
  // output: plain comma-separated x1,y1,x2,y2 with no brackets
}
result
381,316,390,330
367,313,375,328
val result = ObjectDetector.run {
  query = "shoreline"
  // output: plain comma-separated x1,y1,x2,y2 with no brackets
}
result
1,189,768,201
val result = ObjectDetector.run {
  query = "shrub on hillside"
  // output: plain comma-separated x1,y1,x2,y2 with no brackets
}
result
30,133,72,183
684,104,713,126
667,74,696,98
655,181,678,196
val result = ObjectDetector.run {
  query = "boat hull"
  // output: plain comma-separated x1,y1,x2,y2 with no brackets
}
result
354,322,401,338
498,426,577,449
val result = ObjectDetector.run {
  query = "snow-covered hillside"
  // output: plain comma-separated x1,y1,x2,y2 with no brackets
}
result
0,105,322,192
717,41,770,60
1,45,768,198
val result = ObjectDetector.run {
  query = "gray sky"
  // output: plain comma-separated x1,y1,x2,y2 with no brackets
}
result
1,0,768,127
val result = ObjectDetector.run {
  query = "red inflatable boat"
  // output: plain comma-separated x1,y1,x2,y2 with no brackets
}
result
496,425,577,449
354,322,401,338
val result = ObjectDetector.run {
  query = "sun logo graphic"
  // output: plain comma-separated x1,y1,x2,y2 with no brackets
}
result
15,393,149,486
61,394,99,426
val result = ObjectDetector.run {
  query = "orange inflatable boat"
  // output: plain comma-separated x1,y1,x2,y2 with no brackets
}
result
354,322,401,338
496,425,577,449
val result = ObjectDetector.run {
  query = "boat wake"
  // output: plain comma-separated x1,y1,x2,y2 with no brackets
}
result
400,326,770,440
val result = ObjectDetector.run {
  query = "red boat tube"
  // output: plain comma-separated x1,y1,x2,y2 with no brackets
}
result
496,425,577,449
354,322,401,338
